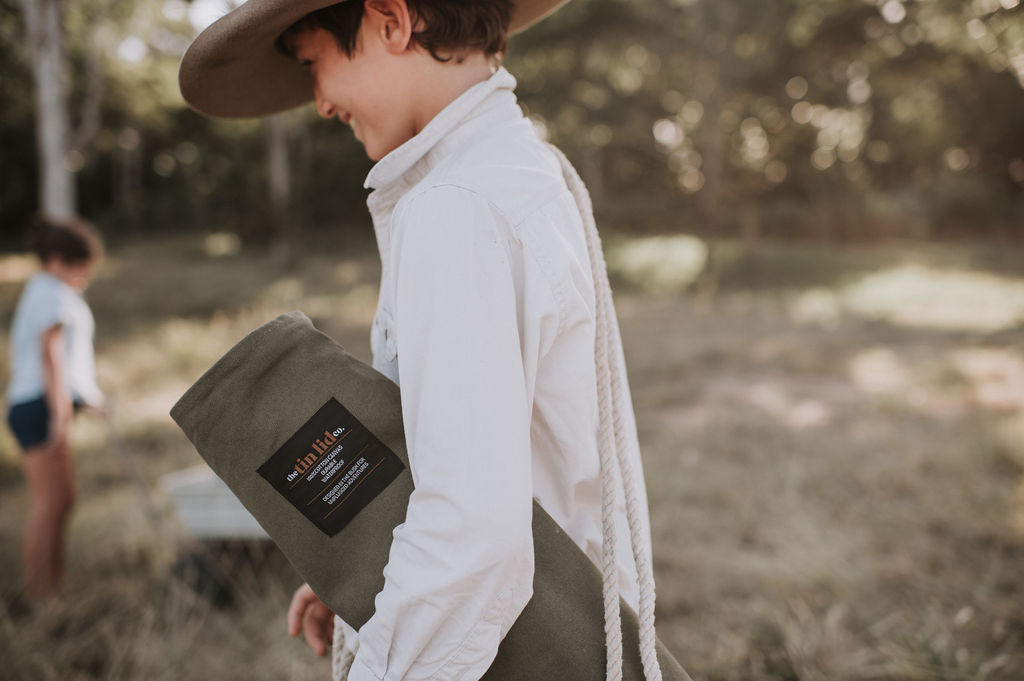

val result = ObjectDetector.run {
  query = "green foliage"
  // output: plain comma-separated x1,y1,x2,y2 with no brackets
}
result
1,0,1023,243
508,0,1024,238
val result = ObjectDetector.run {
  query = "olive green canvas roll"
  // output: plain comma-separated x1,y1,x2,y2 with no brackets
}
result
170,311,689,681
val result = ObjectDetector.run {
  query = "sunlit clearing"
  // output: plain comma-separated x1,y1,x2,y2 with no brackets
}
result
950,347,1024,411
203,232,242,257
745,381,832,429
789,287,842,326
840,264,1024,333
0,254,38,284
606,235,708,295
848,347,911,394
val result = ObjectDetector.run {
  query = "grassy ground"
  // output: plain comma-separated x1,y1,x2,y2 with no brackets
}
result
0,233,1022,680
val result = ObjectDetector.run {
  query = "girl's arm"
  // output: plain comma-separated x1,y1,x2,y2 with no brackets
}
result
41,323,73,446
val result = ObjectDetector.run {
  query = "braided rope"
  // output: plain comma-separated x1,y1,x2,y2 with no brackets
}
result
600,283,661,681
609,357,663,681
332,615,354,681
586,187,626,681
547,143,663,681
597,319,625,681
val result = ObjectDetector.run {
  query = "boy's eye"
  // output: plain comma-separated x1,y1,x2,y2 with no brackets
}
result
299,59,313,71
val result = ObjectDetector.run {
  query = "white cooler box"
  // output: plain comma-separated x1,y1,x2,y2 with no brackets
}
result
160,464,269,539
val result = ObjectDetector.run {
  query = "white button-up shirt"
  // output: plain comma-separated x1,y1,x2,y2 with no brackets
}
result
343,66,651,681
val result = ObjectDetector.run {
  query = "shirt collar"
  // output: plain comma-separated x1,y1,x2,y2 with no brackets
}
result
364,66,520,207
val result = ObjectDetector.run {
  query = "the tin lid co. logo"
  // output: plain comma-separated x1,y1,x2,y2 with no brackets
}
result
287,427,347,484
258,398,404,536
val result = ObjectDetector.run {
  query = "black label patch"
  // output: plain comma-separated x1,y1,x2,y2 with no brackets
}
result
257,398,404,536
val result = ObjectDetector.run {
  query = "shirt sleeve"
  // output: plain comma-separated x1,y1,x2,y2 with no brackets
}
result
33,276,69,332
348,185,535,681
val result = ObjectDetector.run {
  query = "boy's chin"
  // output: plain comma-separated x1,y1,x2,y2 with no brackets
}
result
354,132,380,161
363,140,399,163
355,124,420,161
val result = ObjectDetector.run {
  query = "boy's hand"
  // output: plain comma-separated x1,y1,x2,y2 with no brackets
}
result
288,583,335,657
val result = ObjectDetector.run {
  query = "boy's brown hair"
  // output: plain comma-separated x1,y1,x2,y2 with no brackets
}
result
29,215,104,265
276,0,513,63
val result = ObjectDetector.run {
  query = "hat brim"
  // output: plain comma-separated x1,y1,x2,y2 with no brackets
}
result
179,0,570,119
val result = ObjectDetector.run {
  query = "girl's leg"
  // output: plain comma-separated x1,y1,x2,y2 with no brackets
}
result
21,439,75,599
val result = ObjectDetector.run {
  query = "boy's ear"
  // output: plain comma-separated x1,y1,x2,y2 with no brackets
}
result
363,0,414,54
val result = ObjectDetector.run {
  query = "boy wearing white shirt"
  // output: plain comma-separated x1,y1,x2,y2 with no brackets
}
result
180,1,674,679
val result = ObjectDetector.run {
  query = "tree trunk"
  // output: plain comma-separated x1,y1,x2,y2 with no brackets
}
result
21,0,76,219
693,75,724,301
691,0,737,303
117,136,141,228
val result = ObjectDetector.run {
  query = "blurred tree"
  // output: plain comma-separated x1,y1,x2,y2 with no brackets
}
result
19,0,76,219
509,0,1024,241
2,0,1022,245
267,112,296,260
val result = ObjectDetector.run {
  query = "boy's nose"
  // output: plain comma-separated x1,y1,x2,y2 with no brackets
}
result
314,89,335,119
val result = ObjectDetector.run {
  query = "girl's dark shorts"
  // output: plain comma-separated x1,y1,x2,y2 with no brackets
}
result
7,397,84,451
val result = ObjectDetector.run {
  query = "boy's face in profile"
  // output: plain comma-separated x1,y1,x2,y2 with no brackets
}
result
292,22,416,161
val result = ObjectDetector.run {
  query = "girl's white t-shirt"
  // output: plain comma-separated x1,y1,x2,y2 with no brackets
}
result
7,271,103,407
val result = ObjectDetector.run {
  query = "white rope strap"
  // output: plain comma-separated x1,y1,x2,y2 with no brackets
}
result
589,210,626,681
573,160,624,681
609,337,662,681
332,615,354,681
547,143,664,681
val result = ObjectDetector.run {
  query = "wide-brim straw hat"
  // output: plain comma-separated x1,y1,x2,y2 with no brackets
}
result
180,0,570,119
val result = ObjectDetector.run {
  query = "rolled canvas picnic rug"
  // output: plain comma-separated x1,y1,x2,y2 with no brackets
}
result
170,311,689,681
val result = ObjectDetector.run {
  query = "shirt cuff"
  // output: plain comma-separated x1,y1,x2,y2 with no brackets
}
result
347,576,532,681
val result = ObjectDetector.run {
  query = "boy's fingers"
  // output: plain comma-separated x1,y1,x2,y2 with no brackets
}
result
287,583,316,637
288,583,336,656
304,607,331,656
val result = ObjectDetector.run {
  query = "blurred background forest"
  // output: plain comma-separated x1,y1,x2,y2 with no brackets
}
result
3,1,1024,680
2,0,1024,245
